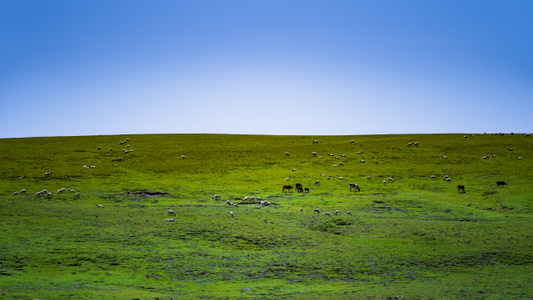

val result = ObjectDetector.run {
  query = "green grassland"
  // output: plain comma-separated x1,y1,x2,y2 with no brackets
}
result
0,133,532,299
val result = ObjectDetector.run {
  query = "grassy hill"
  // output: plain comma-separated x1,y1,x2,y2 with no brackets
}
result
0,133,532,299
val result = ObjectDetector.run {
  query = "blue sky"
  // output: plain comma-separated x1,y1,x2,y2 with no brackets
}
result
1,1,532,138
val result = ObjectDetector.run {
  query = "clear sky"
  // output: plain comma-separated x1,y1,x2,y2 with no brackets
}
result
1,1,532,138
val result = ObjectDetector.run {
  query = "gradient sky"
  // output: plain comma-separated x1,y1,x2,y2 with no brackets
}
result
1,1,532,138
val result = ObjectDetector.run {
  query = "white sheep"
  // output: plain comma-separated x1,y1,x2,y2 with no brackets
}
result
230,211,234,217
335,210,339,215
57,188,66,194
445,178,452,183
338,177,344,180
314,180,320,186
360,160,366,163
96,204,104,208
367,176,371,179
387,177,394,182
75,192,80,198
517,157,522,160
442,156,448,159
13,191,18,196
324,212,331,216
180,155,186,159
168,209,176,216
312,152,317,157
347,211,352,215
285,152,290,156
46,193,53,199
20,189,26,194
314,208,320,213
213,194,221,200
349,140,354,143
165,218,175,222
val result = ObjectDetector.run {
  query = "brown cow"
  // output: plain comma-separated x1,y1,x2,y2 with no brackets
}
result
282,185,293,192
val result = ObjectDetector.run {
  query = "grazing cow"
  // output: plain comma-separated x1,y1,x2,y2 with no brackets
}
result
457,185,465,193
349,183,360,192
295,183,303,189
304,188,310,193
297,186,304,193
496,181,507,187
282,185,293,192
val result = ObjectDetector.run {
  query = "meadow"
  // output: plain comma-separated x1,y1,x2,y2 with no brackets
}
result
0,133,532,299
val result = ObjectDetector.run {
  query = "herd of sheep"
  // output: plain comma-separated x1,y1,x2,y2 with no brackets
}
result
8,134,527,222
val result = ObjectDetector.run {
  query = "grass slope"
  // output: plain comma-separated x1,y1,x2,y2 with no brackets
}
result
0,133,532,299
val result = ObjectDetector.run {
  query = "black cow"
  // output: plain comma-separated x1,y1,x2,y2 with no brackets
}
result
457,185,465,193
496,181,507,187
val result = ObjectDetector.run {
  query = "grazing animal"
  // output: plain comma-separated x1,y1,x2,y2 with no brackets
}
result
314,208,320,213
295,183,303,189
300,208,303,212
282,185,293,192
338,177,344,180
213,194,221,200
314,180,320,186
442,156,447,159
324,212,331,216
230,211,234,217
347,211,352,215
168,209,176,216
496,181,507,187
13,191,18,196
297,187,304,193
285,152,290,156
387,177,394,182
517,157,522,160
445,178,452,183
508,148,513,151
457,185,465,193
165,218,175,222
335,210,339,215
349,183,360,192
349,140,354,143
313,140,319,144
304,188,310,193
360,160,366,163
312,152,317,157
430,175,436,179
96,204,104,208
367,176,371,179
